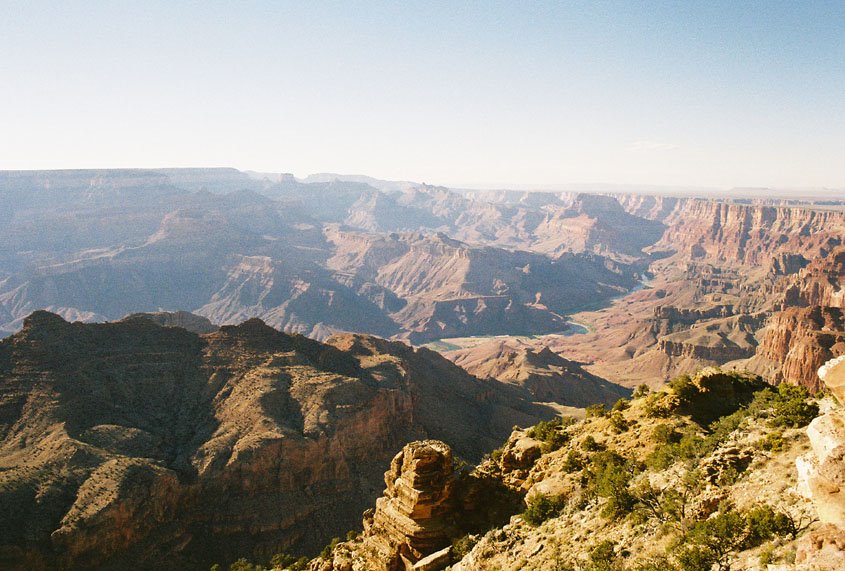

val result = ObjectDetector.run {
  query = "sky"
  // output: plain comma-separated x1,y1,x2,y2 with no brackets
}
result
1,1,844,189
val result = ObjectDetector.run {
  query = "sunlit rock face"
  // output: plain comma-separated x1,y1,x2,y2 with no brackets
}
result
794,356,845,565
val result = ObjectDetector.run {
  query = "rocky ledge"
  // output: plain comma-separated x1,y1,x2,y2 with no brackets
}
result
794,355,845,567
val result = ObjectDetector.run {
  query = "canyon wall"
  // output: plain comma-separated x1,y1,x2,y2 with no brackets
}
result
0,312,553,570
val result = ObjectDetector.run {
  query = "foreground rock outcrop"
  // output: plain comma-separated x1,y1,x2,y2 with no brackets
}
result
795,356,845,569
316,441,458,571
0,312,554,570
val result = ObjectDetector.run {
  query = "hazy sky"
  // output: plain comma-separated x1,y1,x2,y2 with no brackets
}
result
2,1,844,188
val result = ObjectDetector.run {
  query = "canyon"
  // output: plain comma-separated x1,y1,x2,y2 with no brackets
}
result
2,169,845,569
4,168,844,398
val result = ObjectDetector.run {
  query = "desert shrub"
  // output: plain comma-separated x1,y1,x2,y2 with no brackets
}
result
674,545,716,571
581,435,605,452
584,451,639,519
645,430,705,469
229,560,256,571
453,454,471,472
588,540,618,571
652,424,681,445
770,383,818,427
451,534,479,561
522,492,565,526
672,504,795,570
270,554,309,571
586,403,609,418
668,374,696,404
490,446,504,462
319,537,340,559
633,470,701,524
755,430,786,452
633,384,650,399
528,418,560,440
541,433,567,454
645,446,676,470
609,412,628,433
673,508,746,571
743,505,796,546
528,417,573,453
758,543,776,566
644,392,676,418
612,398,630,412
562,450,585,473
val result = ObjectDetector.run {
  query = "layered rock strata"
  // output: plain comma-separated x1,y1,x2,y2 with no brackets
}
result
794,356,845,567
314,441,458,571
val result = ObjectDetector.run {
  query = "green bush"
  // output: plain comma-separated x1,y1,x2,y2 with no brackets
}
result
672,504,795,570
674,508,745,571
581,435,605,452
588,540,617,571
584,451,639,519
770,383,818,427
522,493,565,526
645,430,705,469
562,450,585,473
632,470,701,525
612,398,630,412
755,431,786,452
319,537,340,559
744,505,796,547
668,374,696,404
586,403,609,418
609,412,629,433
491,446,504,462
229,559,256,571
270,554,309,571
652,424,681,444
758,543,776,566
675,545,716,571
451,534,479,561
527,417,574,453
644,393,676,418
633,384,650,399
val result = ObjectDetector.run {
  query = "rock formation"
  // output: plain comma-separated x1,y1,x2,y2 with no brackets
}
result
794,356,845,567
317,441,458,571
739,247,845,391
616,195,845,266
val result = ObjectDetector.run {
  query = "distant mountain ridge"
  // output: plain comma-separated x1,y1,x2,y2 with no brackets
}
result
0,168,651,341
